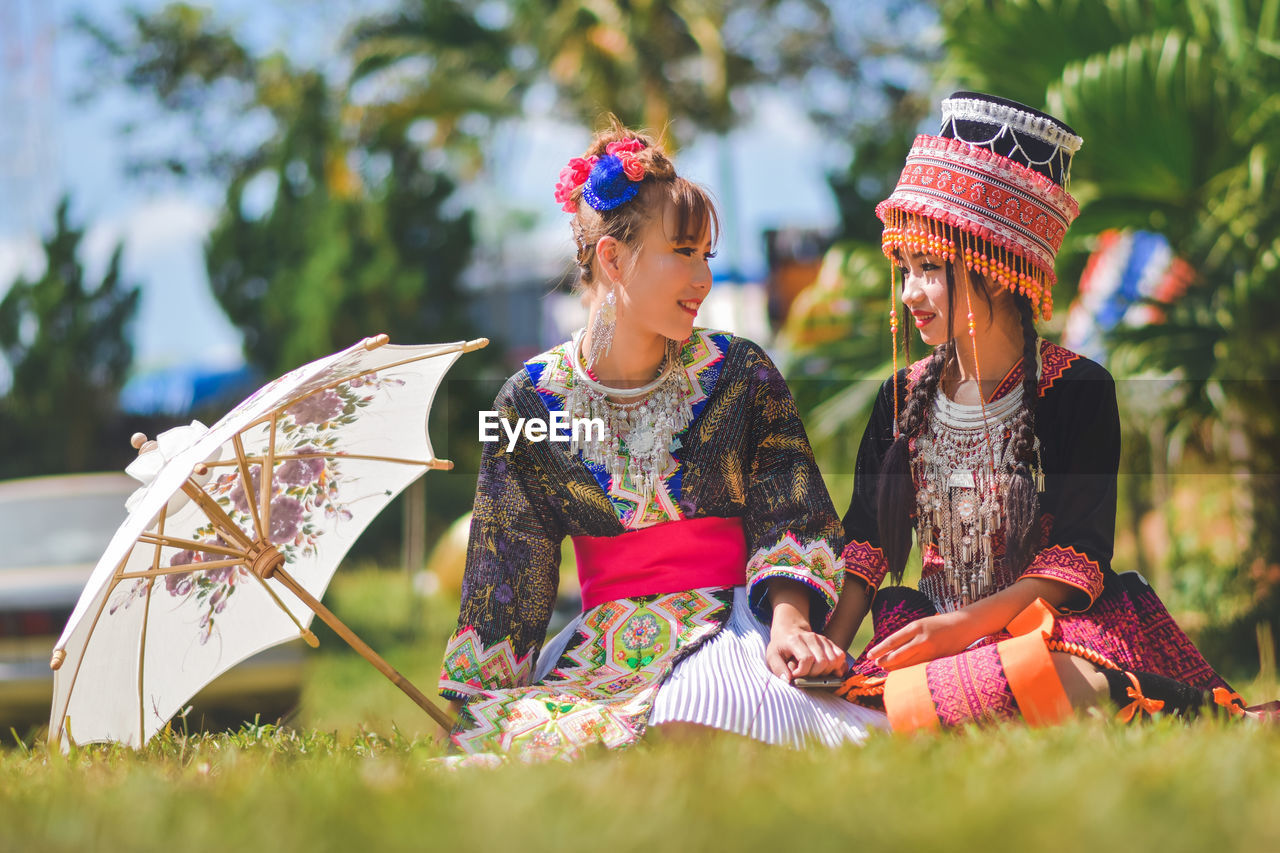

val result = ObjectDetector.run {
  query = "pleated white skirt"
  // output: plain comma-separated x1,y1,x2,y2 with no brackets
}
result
535,587,888,747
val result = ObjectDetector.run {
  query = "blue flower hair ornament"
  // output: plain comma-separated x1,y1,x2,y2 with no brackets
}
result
582,154,639,211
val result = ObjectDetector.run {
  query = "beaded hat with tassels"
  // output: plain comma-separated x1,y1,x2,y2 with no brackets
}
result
876,92,1083,322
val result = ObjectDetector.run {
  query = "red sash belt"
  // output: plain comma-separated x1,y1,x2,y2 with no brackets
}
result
572,516,747,611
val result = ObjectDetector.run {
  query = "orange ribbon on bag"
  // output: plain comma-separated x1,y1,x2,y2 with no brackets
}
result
1115,671,1164,723
1211,687,1246,717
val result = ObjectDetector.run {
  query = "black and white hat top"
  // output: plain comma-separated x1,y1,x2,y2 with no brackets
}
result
940,92,1083,186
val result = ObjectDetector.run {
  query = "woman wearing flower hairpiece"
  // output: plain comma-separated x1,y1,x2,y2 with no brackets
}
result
823,93,1255,730
438,120,886,762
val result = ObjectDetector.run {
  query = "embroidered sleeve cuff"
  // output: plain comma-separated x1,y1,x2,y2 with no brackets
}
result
1023,545,1104,612
745,532,841,630
842,540,889,591
438,626,535,698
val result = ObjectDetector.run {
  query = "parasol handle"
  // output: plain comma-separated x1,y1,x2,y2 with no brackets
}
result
268,566,456,734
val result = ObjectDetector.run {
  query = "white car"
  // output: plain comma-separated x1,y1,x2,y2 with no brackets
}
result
0,472,303,731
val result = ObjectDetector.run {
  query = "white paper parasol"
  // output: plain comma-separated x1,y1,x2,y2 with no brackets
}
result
49,335,484,748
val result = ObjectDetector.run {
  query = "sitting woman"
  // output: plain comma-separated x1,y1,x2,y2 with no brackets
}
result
439,121,886,762
826,93,1253,730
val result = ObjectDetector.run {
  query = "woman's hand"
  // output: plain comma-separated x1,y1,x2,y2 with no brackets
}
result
867,610,975,670
766,598,846,681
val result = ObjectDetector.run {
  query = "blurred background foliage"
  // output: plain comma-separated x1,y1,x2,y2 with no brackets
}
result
0,199,140,475
78,5,479,385
1,0,1277,678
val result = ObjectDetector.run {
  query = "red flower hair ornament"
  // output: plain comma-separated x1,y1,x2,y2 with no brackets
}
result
554,156,598,212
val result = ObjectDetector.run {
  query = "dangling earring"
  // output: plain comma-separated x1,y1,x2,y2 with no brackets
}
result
588,286,616,367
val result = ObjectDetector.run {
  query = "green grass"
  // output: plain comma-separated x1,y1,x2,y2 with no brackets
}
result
3,720,1279,852
3,569,1279,852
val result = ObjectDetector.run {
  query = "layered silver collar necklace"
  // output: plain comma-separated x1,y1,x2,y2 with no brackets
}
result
564,330,693,498
914,381,1036,610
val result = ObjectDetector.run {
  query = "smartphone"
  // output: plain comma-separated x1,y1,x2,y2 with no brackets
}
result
791,675,846,689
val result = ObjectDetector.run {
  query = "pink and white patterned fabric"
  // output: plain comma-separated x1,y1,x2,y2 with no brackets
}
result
876,134,1080,284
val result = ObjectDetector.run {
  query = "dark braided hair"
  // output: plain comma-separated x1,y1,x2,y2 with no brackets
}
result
877,338,951,581
876,262,965,582
1002,293,1041,574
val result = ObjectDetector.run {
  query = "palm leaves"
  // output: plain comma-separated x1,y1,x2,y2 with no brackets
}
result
944,0,1194,106
344,1,524,159
943,3,1280,421
1044,4,1280,465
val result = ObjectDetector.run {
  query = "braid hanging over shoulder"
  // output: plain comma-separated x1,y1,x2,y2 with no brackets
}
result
1003,294,1041,574
878,339,953,581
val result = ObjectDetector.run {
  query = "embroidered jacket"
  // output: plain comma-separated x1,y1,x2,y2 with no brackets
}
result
841,340,1119,613
440,330,844,700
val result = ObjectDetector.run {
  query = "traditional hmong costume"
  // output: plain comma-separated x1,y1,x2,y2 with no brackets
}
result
834,93,1246,729
841,344,1239,727
440,329,885,761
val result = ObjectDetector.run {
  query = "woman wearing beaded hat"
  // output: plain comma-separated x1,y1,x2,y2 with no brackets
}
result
438,120,886,761
824,93,1252,729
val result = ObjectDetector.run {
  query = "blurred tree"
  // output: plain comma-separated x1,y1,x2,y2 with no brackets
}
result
80,4,476,377
347,0,941,479
0,199,140,476
826,84,933,245
941,0,1280,672
776,243,895,478
348,0,750,147
204,72,473,375
788,86,933,483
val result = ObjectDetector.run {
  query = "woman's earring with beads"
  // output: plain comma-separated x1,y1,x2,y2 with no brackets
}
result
588,286,617,367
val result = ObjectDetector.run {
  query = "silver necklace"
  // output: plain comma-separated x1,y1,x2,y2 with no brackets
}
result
565,330,691,498
914,386,1028,608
